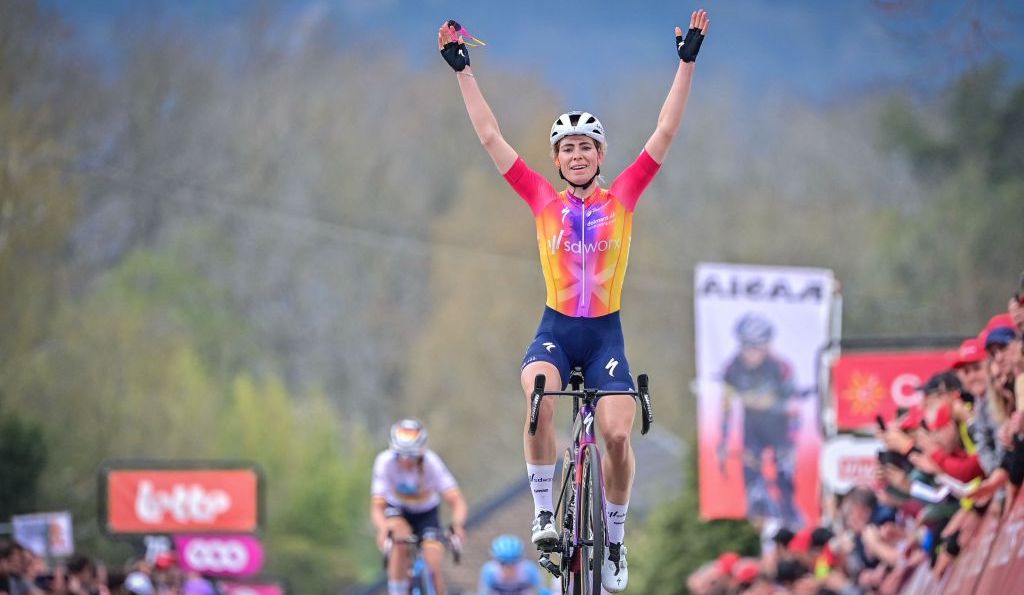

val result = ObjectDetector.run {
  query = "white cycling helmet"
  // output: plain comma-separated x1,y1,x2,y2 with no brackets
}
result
389,419,428,457
550,111,606,147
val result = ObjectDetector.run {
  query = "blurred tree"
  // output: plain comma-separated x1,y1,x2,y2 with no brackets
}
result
0,0,87,407
0,406,48,518
630,441,759,595
868,61,1024,332
217,375,378,591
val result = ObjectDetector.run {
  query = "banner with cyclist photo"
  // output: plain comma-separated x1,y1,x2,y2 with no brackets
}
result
694,262,835,526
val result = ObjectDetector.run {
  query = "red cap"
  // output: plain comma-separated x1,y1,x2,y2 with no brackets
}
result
733,559,760,583
981,313,1017,344
716,551,740,575
154,552,176,570
898,406,924,431
927,402,953,431
953,338,985,367
789,528,812,554
984,313,1015,334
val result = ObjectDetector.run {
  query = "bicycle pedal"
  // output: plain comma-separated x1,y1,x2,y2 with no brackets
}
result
537,554,561,578
536,539,559,553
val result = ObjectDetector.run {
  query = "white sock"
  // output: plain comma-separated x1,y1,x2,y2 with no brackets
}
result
527,463,556,515
388,580,409,595
606,501,628,544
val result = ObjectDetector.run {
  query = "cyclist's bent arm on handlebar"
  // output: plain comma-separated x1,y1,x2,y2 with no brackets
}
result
454,66,518,174
370,496,391,549
443,487,469,539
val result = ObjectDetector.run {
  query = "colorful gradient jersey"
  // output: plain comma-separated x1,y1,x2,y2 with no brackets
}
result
504,150,661,317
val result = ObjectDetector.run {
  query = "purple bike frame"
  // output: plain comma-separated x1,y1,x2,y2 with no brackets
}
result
572,400,607,552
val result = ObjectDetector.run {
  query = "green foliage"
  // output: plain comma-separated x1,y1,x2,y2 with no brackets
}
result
631,445,760,595
217,377,378,591
865,62,1024,332
0,408,48,518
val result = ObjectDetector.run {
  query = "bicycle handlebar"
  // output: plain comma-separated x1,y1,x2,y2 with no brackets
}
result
383,528,462,565
528,373,653,436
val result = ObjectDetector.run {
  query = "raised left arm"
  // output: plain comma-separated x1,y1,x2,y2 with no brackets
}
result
644,9,709,164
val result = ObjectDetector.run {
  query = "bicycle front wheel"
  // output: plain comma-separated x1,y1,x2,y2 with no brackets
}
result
577,445,604,595
411,564,434,595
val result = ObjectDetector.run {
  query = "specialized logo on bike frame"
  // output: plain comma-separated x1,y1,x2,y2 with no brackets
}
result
698,272,825,303
583,412,595,436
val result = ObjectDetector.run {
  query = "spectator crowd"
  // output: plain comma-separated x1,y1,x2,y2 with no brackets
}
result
1,544,220,595
688,286,1024,594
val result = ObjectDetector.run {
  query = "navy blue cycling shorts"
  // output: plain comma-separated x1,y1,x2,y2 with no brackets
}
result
385,505,442,541
521,307,635,392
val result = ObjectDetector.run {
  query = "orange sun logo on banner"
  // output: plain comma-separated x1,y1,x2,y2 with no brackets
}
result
841,371,885,415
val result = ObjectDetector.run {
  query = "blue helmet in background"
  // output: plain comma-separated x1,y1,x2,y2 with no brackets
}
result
490,534,524,563
735,313,773,347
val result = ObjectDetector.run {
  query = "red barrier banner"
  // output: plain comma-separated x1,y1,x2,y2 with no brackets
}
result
940,507,1001,595
102,465,261,535
976,491,1024,594
831,351,950,431
899,561,936,595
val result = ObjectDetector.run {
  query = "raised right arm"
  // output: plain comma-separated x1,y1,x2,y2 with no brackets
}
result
439,22,518,174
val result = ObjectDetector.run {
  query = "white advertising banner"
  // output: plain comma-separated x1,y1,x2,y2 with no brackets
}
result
11,511,74,558
695,262,834,525
819,436,883,495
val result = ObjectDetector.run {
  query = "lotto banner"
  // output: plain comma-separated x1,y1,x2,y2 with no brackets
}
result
831,351,951,431
695,263,834,524
100,462,263,535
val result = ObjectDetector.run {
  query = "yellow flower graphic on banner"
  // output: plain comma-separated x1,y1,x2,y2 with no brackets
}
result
841,371,885,415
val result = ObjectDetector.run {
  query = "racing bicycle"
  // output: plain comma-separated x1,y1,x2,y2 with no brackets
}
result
383,528,462,595
529,367,653,594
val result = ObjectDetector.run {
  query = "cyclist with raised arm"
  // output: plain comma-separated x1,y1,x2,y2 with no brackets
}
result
439,10,709,592
478,535,551,595
371,419,468,595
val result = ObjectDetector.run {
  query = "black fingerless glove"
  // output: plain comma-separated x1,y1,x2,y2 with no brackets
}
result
440,20,470,72
676,27,705,63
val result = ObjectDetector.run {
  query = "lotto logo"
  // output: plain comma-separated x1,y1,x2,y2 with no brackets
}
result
105,469,260,534
136,481,231,524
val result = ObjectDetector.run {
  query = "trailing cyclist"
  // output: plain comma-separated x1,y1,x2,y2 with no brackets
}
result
478,534,551,595
371,419,468,595
439,9,709,592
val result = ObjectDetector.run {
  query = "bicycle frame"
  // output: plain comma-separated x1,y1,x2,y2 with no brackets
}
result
383,531,460,595
529,368,653,591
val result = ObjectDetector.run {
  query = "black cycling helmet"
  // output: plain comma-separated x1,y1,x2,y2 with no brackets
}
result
735,313,773,347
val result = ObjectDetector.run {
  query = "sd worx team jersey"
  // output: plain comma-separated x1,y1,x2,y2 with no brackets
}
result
504,150,660,318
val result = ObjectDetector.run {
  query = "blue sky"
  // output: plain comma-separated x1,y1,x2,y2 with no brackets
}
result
47,0,1024,106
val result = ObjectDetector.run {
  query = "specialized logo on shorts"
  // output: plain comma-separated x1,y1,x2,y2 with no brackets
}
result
605,358,619,377
543,342,556,353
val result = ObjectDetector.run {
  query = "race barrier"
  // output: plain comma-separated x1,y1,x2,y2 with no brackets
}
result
900,488,1024,594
